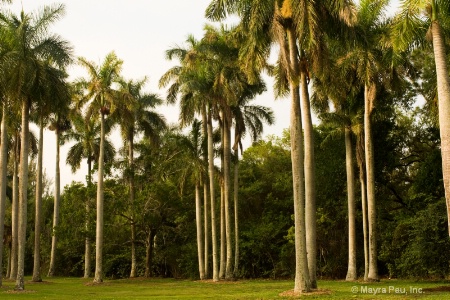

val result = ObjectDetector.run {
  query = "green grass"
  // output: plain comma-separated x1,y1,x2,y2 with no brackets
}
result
1,277,450,299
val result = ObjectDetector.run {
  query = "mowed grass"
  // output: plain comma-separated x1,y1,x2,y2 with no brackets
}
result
1,277,450,299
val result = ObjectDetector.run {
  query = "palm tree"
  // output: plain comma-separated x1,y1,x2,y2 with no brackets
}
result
0,100,8,287
64,110,115,278
160,35,219,280
113,77,166,278
0,4,72,290
77,51,128,283
231,97,274,276
47,112,72,277
392,0,450,236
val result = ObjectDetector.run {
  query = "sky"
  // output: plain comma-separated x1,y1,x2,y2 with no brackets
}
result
6,0,400,189
6,0,291,189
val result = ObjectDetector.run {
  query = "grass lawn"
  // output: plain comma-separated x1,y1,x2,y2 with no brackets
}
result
1,277,450,299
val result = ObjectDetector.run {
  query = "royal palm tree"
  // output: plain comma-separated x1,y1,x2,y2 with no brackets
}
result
64,110,115,278
31,64,70,282
76,51,125,283
0,4,72,290
160,35,219,280
392,0,450,236
113,77,166,278
231,96,274,276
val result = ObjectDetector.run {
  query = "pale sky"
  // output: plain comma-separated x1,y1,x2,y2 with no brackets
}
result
6,0,290,188
6,0,400,189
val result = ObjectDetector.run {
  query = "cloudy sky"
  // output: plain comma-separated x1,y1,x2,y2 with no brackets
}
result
6,0,399,189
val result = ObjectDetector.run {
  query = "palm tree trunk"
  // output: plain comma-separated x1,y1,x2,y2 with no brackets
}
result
344,128,357,281
32,119,44,282
195,182,205,279
0,105,8,287
233,147,239,277
202,107,210,278
300,60,317,288
207,107,219,281
16,99,30,291
219,178,225,279
356,131,369,280
48,129,61,277
84,157,92,278
9,134,19,280
223,119,233,280
364,83,378,281
94,113,106,283
129,133,137,278
287,28,311,294
431,21,450,235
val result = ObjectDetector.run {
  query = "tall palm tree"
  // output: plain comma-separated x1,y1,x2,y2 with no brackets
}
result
160,35,219,280
231,97,274,276
76,51,125,283
31,64,70,282
392,0,450,236
47,112,71,277
64,110,115,278
0,100,8,287
0,4,72,290
113,77,166,278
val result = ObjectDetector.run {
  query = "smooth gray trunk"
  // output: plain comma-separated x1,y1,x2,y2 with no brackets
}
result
356,132,369,280
233,148,239,277
129,134,137,278
144,230,155,278
84,157,92,278
431,21,450,235
287,28,311,293
93,113,106,283
219,179,225,279
202,108,210,278
300,64,317,288
223,119,233,279
207,108,219,281
0,106,8,287
16,100,30,290
195,183,205,279
9,134,19,280
32,120,44,282
48,129,61,277
344,128,357,281
364,83,378,281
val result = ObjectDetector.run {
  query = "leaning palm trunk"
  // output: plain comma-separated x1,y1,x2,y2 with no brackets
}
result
94,113,106,283
207,108,219,281
233,147,239,277
223,119,233,279
195,183,206,279
84,157,93,278
364,83,378,281
48,129,62,277
300,63,317,288
9,134,19,280
0,105,8,287
32,120,44,282
431,21,450,236
287,28,311,294
16,99,30,290
344,128,357,281
129,134,137,278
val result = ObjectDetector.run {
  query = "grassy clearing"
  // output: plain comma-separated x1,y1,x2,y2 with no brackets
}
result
1,277,450,299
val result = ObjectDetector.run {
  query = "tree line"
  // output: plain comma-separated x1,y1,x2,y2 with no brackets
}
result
0,0,450,295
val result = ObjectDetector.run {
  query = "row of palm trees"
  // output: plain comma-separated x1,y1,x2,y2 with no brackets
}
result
204,0,450,294
159,24,274,281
